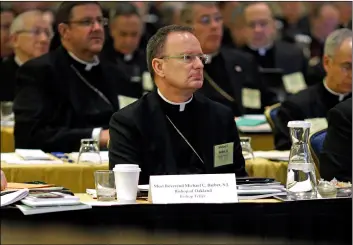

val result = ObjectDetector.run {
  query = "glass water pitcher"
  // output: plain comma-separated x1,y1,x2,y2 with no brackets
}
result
286,121,317,200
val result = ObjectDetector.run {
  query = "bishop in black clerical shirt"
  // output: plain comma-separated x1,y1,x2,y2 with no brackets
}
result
109,25,247,184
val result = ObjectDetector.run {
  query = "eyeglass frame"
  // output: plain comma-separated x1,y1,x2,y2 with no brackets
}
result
15,28,54,39
158,54,211,65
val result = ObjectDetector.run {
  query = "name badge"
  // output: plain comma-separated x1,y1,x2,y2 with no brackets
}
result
242,88,261,109
214,142,234,168
142,72,154,91
148,174,238,204
117,95,138,109
282,72,307,94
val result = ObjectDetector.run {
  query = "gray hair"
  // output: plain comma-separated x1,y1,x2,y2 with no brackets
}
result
146,25,193,79
180,2,218,25
9,10,43,35
324,28,353,57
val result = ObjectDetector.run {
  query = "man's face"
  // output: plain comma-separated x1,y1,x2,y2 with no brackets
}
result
60,4,105,55
324,39,352,94
314,6,340,40
12,14,52,59
154,32,204,92
191,4,223,54
244,3,276,49
110,14,142,55
0,11,15,57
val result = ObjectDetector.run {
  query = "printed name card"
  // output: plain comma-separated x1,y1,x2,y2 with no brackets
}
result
148,174,238,204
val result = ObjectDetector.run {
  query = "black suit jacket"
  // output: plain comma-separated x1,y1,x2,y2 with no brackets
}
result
13,46,128,153
320,98,352,182
100,47,150,98
273,41,308,78
198,48,275,116
109,91,247,184
0,56,19,102
274,82,352,150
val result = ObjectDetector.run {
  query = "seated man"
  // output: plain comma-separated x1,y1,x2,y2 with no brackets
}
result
320,98,352,182
109,25,247,184
1,10,52,102
180,2,275,116
14,2,129,153
101,3,153,97
274,28,352,150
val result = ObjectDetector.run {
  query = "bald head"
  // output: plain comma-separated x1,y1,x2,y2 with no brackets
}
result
10,10,52,63
243,2,276,49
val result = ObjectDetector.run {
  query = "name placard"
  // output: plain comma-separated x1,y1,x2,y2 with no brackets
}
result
148,174,238,204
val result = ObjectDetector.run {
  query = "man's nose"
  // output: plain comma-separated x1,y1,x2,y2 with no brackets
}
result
194,57,204,69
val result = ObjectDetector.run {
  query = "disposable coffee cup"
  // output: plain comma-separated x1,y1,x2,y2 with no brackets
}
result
113,164,141,204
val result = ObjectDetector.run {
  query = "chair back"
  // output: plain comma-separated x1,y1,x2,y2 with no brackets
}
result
264,103,281,131
309,129,327,180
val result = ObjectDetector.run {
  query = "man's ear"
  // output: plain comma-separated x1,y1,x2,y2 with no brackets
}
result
322,55,331,74
58,23,67,39
152,58,165,78
9,33,17,49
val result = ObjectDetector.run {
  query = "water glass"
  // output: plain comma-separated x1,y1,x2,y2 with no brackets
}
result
1,102,14,121
240,137,255,160
77,139,102,165
94,170,116,201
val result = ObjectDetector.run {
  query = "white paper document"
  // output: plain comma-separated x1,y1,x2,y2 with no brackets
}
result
1,153,63,164
15,149,52,160
1,189,29,207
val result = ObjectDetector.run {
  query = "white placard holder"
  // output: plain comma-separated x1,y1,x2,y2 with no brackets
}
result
148,174,238,204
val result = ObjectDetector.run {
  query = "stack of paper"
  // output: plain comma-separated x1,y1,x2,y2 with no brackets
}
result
1,151,63,164
1,189,29,207
16,203,91,215
15,149,52,160
237,182,287,200
16,192,91,215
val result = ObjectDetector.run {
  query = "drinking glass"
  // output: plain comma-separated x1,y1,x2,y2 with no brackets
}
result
240,137,255,160
77,139,102,165
1,102,14,122
94,170,116,201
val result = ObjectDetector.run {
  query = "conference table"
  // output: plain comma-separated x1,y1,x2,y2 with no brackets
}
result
2,158,289,193
1,194,351,244
0,125,275,153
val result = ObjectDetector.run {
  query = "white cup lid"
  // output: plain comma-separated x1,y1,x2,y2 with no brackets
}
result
287,121,311,128
113,164,141,172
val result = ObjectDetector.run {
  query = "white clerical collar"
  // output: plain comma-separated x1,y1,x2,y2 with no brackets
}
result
68,52,100,71
124,54,133,62
248,42,274,56
323,79,349,102
14,56,24,66
205,51,219,64
157,89,193,112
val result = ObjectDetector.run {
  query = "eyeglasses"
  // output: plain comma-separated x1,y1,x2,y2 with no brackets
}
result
66,17,108,27
160,54,210,64
16,28,54,39
198,15,223,25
